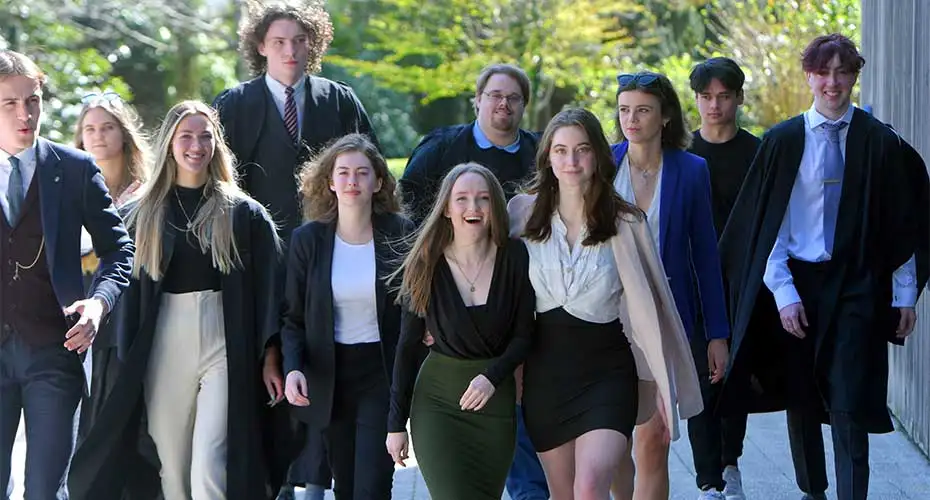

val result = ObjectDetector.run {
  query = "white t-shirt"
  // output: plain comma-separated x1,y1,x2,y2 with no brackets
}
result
331,235,380,345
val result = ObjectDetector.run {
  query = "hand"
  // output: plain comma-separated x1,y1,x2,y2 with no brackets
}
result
63,298,107,353
707,339,729,384
779,302,808,339
423,329,435,347
897,307,917,339
263,347,285,406
386,431,409,467
459,374,495,411
284,370,310,407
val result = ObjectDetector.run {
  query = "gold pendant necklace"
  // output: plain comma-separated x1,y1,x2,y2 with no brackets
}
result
450,247,491,293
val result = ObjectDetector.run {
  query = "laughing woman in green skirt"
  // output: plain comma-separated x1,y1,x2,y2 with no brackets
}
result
386,163,535,499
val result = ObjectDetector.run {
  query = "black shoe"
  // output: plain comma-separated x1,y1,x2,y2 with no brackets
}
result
801,494,827,500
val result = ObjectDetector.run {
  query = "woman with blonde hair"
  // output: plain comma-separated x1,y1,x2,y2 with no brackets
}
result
74,91,150,430
508,108,702,500
281,133,410,499
386,163,535,500
69,100,281,500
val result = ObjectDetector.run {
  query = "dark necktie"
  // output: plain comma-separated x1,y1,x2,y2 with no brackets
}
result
284,86,299,143
821,121,847,253
6,155,24,225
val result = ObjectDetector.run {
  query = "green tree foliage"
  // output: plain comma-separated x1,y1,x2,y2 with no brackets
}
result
329,0,643,131
700,0,861,129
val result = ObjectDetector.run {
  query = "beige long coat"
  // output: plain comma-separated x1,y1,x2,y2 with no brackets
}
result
508,194,702,441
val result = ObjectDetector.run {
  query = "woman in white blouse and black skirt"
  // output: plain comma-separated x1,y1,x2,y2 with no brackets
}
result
282,134,412,499
508,108,702,499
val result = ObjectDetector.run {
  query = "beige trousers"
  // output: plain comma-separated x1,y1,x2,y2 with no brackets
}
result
145,291,228,500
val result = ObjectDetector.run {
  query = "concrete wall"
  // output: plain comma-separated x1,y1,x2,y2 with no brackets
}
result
860,0,930,456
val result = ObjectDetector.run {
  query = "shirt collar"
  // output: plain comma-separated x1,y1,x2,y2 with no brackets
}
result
806,103,855,130
1,143,37,169
473,122,521,153
264,73,306,98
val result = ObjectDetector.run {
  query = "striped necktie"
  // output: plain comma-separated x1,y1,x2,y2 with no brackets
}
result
284,86,299,143
6,155,24,225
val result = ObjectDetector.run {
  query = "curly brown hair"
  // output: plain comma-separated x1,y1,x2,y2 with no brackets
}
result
238,0,334,76
297,133,399,223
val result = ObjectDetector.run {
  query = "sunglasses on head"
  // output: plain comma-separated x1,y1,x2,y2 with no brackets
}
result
81,91,122,106
616,73,660,89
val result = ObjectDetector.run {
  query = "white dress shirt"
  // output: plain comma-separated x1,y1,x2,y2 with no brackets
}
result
523,213,623,324
614,155,663,256
763,104,918,309
1,145,38,220
264,74,306,139
331,235,381,345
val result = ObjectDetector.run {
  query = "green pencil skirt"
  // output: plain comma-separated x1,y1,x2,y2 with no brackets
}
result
410,351,517,500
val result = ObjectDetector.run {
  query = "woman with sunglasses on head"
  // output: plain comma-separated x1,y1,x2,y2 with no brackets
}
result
73,91,149,432
70,100,281,500
387,163,535,500
280,134,411,499
508,108,702,500
608,72,729,500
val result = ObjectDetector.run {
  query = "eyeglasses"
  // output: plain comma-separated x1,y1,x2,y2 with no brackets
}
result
481,91,524,106
616,73,660,89
81,91,123,106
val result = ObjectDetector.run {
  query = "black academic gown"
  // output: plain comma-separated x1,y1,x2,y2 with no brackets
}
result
68,196,281,500
718,108,921,433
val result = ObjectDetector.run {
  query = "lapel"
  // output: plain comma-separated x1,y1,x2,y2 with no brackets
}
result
372,214,392,327
768,117,807,232
320,221,336,339
658,149,680,257
613,142,677,256
299,75,329,155
36,138,63,274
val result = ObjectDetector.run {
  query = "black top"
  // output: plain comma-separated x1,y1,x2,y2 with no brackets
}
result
689,129,761,238
388,238,535,432
398,123,539,226
162,186,222,293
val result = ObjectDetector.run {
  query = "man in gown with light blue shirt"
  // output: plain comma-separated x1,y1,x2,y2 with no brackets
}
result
718,33,926,500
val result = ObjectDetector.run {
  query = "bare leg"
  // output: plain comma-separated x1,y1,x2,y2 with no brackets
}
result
538,440,576,500
574,429,628,500
632,412,670,500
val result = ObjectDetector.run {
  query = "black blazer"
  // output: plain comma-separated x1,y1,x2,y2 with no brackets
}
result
281,212,413,428
0,138,133,313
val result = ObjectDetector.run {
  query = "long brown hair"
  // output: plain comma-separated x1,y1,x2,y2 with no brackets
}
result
614,71,691,150
74,96,150,196
297,133,399,223
524,108,640,245
393,163,509,316
127,100,276,280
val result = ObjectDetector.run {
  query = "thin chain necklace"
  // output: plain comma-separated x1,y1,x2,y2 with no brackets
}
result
449,246,492,293
174,187,205,231
629,156,660,179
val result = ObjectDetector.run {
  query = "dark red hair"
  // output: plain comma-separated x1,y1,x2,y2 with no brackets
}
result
801,34,865,73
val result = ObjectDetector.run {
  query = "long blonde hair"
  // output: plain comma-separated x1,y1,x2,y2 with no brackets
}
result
73,95,150,197
393,163,509,316
127,100,249,280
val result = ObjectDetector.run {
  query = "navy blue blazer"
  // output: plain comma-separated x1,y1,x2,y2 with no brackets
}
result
611,142,728,340
29,138,133,312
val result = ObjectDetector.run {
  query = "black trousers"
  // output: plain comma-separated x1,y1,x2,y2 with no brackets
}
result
0,334,83,500
325,342,394,500
786,259,870,500
687,325,749,491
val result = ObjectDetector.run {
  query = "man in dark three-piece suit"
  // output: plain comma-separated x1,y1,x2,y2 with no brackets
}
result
0,50,133,499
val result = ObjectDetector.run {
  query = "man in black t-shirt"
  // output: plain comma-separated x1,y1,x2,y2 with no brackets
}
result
685,57,760,500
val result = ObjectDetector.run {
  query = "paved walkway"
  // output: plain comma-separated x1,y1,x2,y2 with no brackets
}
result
10,412,930,499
